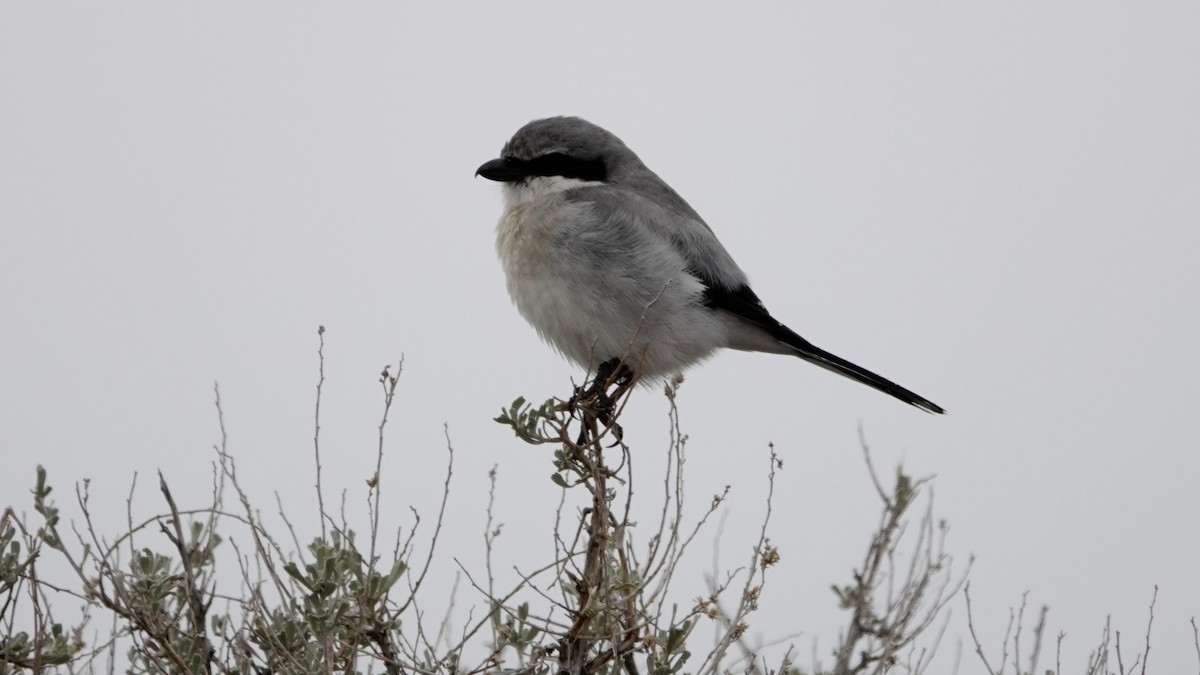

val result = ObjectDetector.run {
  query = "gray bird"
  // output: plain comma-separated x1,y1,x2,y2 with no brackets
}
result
477,116,944,414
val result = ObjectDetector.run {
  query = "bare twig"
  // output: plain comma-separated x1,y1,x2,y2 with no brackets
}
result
314,325,328,540
157,472,215,674
1190,616,1200,675
1141,585,1157,675
397,421,453,615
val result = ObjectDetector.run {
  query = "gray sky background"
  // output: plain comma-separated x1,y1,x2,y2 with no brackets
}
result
3,3,1198,672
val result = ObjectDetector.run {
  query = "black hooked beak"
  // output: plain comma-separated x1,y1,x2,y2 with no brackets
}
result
475,157,527,182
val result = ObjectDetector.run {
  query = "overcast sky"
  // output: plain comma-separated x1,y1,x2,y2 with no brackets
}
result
2,3,1198,672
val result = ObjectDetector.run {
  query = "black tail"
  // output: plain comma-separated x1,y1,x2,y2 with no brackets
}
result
701,282,945,414
789,338,945,414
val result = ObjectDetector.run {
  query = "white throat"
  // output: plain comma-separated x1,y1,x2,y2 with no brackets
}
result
503,175,603,209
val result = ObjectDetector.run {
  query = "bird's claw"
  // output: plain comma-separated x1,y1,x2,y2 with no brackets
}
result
570,358,632,446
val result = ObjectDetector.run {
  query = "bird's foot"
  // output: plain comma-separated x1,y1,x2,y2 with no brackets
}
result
570,358,633,446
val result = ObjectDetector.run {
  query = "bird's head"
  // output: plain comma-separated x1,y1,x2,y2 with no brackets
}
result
476,116,637,185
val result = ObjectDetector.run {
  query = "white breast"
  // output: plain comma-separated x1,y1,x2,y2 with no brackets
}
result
493,177,730,378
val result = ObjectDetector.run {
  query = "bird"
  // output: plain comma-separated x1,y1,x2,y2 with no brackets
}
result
476,116,944,414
